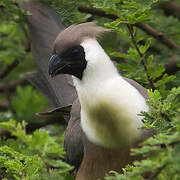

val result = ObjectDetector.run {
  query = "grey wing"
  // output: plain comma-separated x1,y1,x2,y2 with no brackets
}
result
20,1,77,107
123,77,156,139
64,99,83,170
20,0,83,170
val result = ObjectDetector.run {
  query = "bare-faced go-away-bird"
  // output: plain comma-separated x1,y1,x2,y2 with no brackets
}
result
20,1,153,180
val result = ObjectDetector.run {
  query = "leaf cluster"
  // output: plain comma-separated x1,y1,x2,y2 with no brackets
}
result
0,119,73,180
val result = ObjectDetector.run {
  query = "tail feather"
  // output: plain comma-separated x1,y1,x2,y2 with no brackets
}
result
20,1,83,170
20,1,77,107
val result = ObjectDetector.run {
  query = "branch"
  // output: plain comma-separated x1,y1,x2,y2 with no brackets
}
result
127,24,155,91
0,60,19,79
78,6,117,20
160,2,180,19
78,6,180,75
164,54,179,75
0,102,9,111
78,6,180,50
148,165,166,180
135,23,180,50
0,79,29,93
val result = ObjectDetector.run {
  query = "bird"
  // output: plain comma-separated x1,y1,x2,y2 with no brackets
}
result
48,22,150,149
20,1,153,180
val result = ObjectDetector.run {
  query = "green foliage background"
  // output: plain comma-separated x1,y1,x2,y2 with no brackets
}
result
0,0,180,179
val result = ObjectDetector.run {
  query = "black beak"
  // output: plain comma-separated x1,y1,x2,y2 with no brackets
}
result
48,54,67,77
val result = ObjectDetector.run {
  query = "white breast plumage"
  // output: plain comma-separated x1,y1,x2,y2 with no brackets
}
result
72,38,149,148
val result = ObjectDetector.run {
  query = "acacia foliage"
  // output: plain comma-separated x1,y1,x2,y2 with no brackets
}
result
0,0,180,179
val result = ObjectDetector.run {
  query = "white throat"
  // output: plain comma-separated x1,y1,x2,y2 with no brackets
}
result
72,38,148,148
75,38,120,85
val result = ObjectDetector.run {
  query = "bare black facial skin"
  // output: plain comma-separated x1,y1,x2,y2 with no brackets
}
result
48,45,87,79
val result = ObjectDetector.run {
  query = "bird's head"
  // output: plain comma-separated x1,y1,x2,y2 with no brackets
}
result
48,22,110,79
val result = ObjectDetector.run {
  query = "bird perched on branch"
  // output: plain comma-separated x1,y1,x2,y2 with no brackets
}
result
20,1,152,180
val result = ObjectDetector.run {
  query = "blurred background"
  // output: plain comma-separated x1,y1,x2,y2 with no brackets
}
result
0,0,179,179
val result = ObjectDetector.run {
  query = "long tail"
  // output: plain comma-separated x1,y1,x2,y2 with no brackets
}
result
20,0,83,171
20,1,77,107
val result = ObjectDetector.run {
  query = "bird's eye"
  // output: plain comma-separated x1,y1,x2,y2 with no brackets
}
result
72,48,79,55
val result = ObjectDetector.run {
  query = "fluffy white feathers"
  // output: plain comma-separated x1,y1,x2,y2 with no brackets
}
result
73,38,149,148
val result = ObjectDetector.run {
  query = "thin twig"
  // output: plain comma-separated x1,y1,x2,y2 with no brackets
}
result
78,5,180,76
148,165,166,180
164,54,179,75
0,60,19,79
135,23,180,50
154,54,179,82
78,6,117,20
78,6,180,50
127,24,155,91
160,2,180,19
0,79,29,93
127,24,143,57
